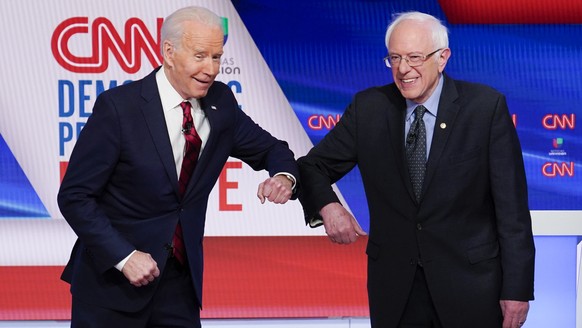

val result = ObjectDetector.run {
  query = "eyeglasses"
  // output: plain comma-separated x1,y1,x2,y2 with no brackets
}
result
384,48,443,68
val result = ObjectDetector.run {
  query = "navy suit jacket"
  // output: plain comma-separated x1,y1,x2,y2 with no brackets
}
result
298,74,535,328
58,67,298,312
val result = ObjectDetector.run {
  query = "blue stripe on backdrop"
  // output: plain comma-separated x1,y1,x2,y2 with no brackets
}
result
0,135,49,218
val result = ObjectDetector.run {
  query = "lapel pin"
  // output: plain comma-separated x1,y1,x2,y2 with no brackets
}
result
440,123,447,129
211,105,217,110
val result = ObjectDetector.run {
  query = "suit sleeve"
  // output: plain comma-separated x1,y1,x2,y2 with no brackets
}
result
297,98,360,226
488,95,535,301
224,90,300,188
57,93,135,273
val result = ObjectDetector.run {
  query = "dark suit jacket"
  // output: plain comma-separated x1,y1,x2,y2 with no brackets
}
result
58,67,299,312
298,74,535,328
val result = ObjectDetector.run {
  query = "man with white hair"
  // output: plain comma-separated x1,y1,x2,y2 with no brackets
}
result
298,11,534,328
59,6,298,327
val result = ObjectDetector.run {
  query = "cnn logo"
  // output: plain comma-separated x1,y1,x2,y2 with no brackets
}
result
542,114,576,130
51,17,163,74
542,162,575,177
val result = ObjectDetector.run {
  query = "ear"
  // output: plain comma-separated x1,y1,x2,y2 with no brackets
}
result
438,48,451,73
163,40,175,66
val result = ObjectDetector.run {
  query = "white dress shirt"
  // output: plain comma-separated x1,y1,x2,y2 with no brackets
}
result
115,68,211,271
156,68,210,176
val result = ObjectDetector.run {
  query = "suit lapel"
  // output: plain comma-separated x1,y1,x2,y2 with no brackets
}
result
192,97,218,180
139,69,180,196
423,75,460,196
383,85,416,200
182,86,220,195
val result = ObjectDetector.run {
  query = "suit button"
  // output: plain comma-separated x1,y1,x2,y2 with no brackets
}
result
417,223,422,230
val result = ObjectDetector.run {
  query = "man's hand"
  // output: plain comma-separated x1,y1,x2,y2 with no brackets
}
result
257,175,293,204
320,202,367,244
500,300,529,328
121,251,160,287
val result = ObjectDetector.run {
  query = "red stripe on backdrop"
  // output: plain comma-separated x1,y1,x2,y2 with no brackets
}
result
59,161,68,183
0,236,368,320
439,0,582,24
0,266,70,320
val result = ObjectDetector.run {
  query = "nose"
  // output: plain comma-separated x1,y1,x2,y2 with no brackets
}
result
398,58,412,74
203,57,219,76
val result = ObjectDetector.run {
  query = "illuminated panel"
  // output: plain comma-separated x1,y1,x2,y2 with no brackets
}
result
439,0,582,24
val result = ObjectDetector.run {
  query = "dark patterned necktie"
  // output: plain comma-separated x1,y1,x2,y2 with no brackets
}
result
406,105,427,202
172,101,202,264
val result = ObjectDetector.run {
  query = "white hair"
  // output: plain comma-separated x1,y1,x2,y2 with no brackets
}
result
160,6,224,55
384,11,449,52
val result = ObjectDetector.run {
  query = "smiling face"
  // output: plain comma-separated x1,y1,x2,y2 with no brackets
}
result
388,20,450,104
163,20,224,99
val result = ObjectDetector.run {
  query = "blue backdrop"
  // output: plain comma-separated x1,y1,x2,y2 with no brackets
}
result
232,1,581,327
232,0,581,232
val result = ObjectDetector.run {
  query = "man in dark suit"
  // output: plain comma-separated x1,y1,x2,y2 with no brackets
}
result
58,6,298,328
298,11,535,328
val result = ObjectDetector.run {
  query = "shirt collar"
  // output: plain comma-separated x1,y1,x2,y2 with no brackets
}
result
155,67,200,112
405,74,444,120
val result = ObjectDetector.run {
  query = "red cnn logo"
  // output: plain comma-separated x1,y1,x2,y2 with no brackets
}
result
542,162,575,177
308,114,341,130
51,17,162,73
542,114,576,130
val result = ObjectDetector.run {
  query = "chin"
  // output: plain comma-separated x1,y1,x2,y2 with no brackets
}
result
191,89,210,99
400,90,419,101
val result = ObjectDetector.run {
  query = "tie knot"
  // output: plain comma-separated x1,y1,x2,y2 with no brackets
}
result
180,101,192,115
414,105,427,120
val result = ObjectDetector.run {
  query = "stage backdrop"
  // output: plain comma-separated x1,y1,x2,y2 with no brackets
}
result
0,0,581,327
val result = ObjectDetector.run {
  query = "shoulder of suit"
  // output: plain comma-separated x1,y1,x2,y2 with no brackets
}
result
206,80,229,92
449,77,503,98
352,83,401,103
95,79,139,101
204,80,233,97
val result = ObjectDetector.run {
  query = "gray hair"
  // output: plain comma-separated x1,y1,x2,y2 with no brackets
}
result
160,6,224,55
384,11,448,52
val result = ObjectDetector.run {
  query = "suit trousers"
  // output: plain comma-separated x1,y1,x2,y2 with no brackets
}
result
71,257,201,328
398,266,443,328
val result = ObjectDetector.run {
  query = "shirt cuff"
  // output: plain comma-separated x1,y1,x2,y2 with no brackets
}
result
274,172,297,191
309,217,324,228
115,250,136,271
